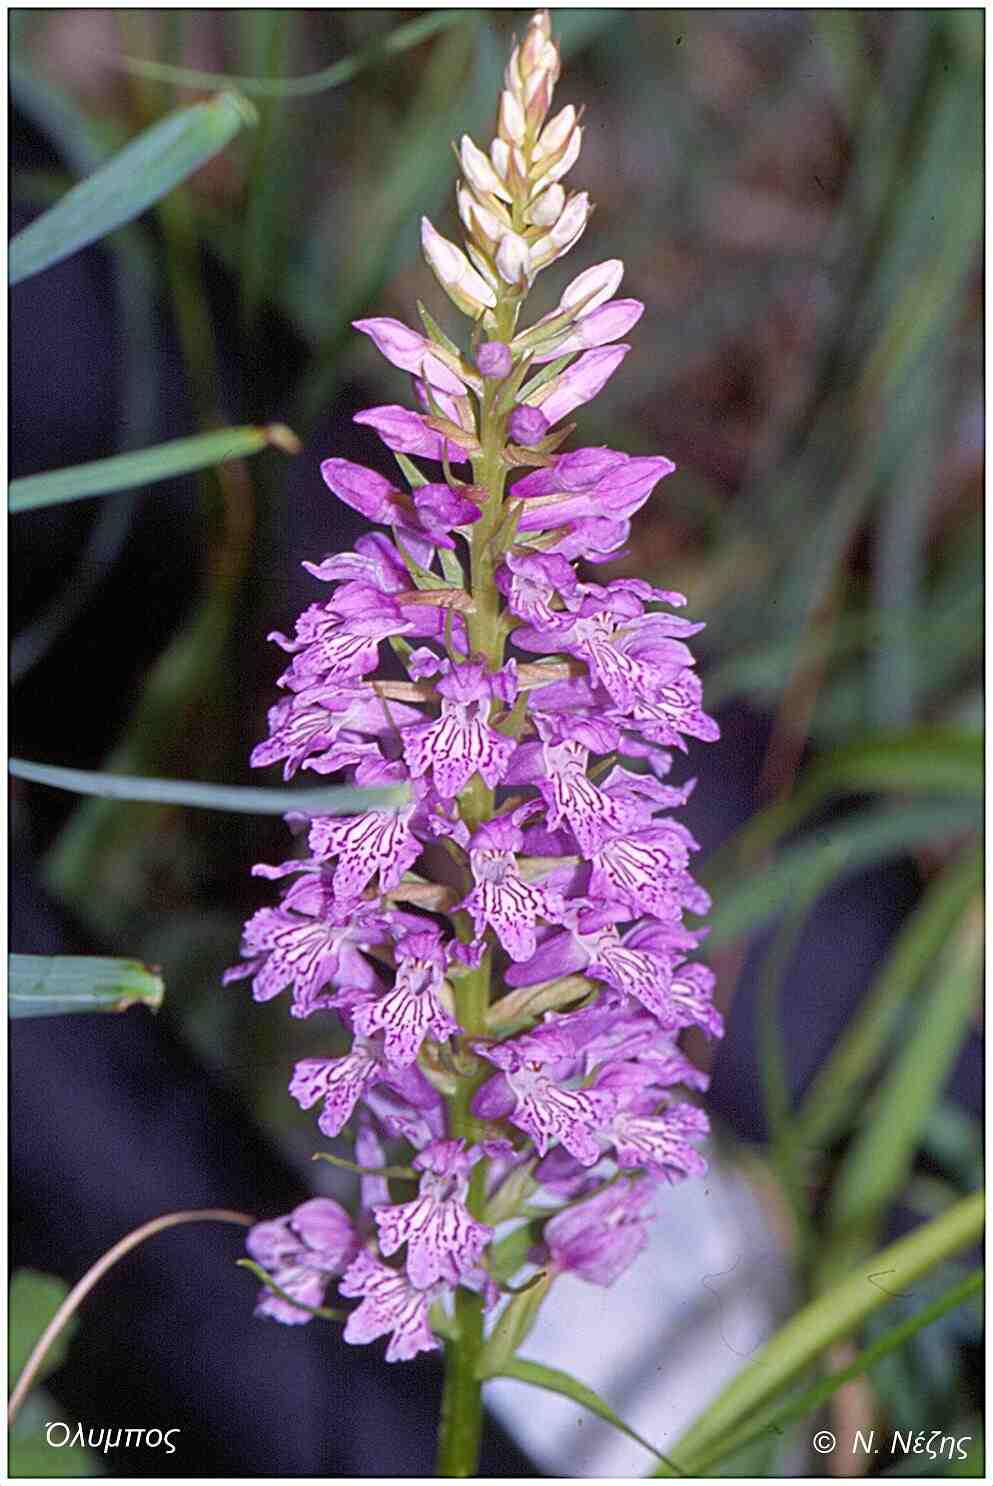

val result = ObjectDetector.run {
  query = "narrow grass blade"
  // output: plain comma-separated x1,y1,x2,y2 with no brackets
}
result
9,424,299,513
9,91,256,285
10,955,164,1018
707,799,978,949
687,1269,983,1475
493,1358,678,1469
795,847,982,1149
721,729,982,867
825,902,982,1242
10,759,409,816
120,10,473,98
652,1193,983,1476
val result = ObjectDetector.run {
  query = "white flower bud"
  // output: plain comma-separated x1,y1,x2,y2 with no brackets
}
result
491,138,511,181
529,191,589,269
532,127,582,193
458,187,507,255
551,190,590,245
561,259,625,314
533,105,575,161
525,183,565,228
498,89,527,146
460,134,512,203
421,217,497,314
504,44,523,95
496,231,530,286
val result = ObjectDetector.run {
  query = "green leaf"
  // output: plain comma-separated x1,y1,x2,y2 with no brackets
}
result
824,903,982,1252
10,758,409,815
8,424,299,513
492,1357,678,1469
9,1271,76,1389
653,1193,984,1476
120,10,473,98
9,955,164,1019
687,1269,983,1476
795,847,982,1149
9,1436,99,1478
9,91,256,285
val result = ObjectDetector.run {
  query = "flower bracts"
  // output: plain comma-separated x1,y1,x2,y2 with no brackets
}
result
229,9,721,1367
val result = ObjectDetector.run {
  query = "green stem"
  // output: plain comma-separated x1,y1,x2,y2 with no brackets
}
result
436,295,518,1478
437,950,491,1475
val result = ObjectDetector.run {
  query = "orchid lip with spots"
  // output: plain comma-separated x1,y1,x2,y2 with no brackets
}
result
226,9,721,1474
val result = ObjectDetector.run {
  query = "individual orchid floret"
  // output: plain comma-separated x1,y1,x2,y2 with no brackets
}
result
290,1038,437,1139
375,1139,494,1288
352,928,459,1066
354,404,473,464
496,550,579,625
340,1248,442,1362
473,1028,616,1165
401,658,518,800
459,134,513,204
421,217,497,316
542,1178,655,1287
353,316,468,395
247,1198,359,1324
268,597,408,690
524,183,564,228
306,806,421,908
589,818,707,923
458,814,565,962
528,190,590,271
531,298,645,362
223,882,389,1018
250,683,420,782
535,730,645,854
606,1098,711,1183
495,230,531,288
523,345,629,426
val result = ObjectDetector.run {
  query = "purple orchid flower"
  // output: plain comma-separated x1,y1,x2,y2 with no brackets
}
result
247,1198,359,1325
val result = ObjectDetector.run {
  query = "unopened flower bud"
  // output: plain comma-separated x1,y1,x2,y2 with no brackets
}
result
460,135,512,203
491,138,511,183
477,341,513,379
508,404,550,446
421,217,497,315
458,187,508,255
534,105,576,162
496,231,530,287
498,90,527,147
532,127,582,193
529,191,590,269
561,259,624,314
525,183,565,228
